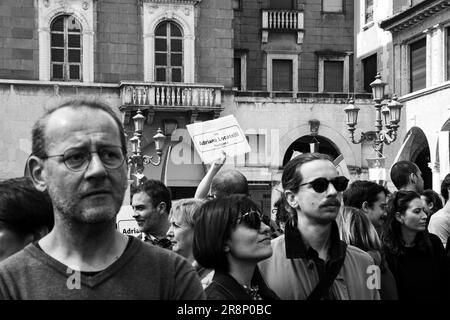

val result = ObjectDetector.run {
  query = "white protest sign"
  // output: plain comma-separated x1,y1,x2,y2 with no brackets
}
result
116,205,140,237
186,115,251,163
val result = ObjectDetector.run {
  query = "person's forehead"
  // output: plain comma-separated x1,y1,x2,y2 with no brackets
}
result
298,159,337,181
408,197,423,208
132,191,152,205
170,211,184,224
376,191,387,202
45,106,121,149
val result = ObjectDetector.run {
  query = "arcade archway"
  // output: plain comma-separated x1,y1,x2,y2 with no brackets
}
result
282,135,341,167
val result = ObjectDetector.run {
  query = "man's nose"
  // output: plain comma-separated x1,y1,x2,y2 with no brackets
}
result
326,182,338,196
84,153,107,178
132,210,140,218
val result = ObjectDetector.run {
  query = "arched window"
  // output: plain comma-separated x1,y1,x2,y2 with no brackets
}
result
50,15,82,81
155,21,183,82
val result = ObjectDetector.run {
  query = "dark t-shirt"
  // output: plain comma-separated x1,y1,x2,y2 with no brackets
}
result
0,236,205,300
385,233,450,300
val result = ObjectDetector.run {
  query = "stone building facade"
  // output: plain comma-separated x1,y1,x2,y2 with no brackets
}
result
1,0,402,213
364,0,450,192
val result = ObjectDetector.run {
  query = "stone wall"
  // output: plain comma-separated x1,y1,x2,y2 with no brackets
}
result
95,0,142,83
0,0,38,80
195,0,234,87
233,0,354,92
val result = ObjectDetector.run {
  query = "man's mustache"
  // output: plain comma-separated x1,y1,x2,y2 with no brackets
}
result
319,198,341,208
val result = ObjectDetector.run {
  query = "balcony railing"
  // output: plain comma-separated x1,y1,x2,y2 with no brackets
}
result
261,9,304,44
120,82,223,109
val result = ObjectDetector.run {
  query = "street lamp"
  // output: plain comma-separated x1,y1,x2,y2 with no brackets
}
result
344,73,403,184
128,109,166,185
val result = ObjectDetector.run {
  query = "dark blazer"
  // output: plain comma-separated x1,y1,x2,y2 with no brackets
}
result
205,268,280,300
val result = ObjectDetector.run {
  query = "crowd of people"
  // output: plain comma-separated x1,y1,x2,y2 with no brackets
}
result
0,98,449,300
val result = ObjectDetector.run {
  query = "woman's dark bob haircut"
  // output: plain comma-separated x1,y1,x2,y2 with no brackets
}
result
193,194,261,273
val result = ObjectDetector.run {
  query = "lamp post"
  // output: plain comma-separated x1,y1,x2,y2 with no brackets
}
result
344,73,403,184
128,109,166,186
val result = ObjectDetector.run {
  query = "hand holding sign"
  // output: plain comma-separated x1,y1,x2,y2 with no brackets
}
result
186,115,251,164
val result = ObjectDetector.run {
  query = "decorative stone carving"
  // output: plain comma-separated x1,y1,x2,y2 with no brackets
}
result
82,1,89,10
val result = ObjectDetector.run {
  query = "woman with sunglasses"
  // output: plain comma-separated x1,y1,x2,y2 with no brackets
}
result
382,190,450,300
193,194,279,300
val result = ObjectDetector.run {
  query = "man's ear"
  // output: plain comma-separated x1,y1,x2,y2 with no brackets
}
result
410,172,417,184
361,201,370,213
27,155,47,192
157,202,167,215
284,191,298,209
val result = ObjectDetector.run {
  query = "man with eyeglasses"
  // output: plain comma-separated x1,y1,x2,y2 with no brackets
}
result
0,99,205,300
259,153,380,300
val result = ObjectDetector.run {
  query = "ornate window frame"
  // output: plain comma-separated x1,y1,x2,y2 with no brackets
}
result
266,52,299,93
37,0,94,82
142,2,198,83
317,52,350,93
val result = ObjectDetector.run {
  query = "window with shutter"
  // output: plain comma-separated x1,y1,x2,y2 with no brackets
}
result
322,0,343,13
273,60,293,91
363,54,377,93
269,0,294,9
410,38,426,92
324,61,343,92
234,57,241,89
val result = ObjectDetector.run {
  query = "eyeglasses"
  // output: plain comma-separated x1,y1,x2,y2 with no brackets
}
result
237,209,271,229
299,176,349,193
41,146,126,172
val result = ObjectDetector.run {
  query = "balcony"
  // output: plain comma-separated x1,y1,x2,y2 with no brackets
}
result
119,81,224,124
261,9,304,44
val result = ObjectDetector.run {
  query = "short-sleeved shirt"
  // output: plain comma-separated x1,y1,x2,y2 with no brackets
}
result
0,236,205,300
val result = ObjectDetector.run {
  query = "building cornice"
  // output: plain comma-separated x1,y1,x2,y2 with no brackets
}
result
380,0,450,33
140,0,202,5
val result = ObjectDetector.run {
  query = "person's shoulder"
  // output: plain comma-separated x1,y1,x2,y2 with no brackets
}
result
430,209,448,221
346,244,374,264
205,281,230,300
135,239,186,263
0,244,37,272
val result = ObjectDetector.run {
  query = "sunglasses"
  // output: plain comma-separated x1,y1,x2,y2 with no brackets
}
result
299,176,349,193
237,209,271,229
